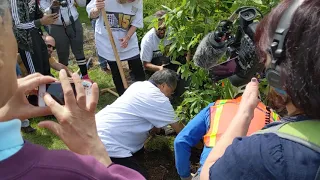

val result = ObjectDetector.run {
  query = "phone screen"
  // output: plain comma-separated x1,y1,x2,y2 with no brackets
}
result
46,83,76,105
209,57,240,82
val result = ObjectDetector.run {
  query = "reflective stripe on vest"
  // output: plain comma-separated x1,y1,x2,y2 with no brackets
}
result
203,97,280,148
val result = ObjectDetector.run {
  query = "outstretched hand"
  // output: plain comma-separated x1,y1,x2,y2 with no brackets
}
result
38,70,112,166
39,70,99,153
0,73,56,121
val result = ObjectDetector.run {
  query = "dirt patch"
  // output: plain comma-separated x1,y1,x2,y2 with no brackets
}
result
142,136,201,180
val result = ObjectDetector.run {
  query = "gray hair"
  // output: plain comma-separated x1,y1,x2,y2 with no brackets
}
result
149,69,178,89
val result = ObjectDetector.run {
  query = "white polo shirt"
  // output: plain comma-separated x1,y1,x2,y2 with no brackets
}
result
140,28,171,62
95,81,177,158
86,0,143,61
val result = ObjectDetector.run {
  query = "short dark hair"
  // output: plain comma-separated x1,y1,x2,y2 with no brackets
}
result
149,69,178,89
255,0,320,118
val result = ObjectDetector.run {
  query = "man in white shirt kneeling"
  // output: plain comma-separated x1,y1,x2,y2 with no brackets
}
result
95,69,184,178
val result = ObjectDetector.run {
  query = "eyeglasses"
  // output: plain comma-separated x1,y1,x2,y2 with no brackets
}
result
47,44,56,50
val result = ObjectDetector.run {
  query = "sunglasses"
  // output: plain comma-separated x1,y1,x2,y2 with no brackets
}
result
47,44,56,50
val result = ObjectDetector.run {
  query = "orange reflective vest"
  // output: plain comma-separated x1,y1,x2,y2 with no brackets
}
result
203,96,280,147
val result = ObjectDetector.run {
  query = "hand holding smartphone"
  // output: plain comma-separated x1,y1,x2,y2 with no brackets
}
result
38,81,93,107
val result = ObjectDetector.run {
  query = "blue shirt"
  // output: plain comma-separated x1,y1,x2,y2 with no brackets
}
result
209,115,320,179
0,119,24,161
174,103,214,178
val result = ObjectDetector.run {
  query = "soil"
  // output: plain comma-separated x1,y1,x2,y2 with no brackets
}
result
142,136,202,180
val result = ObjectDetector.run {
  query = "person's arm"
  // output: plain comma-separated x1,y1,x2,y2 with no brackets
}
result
131,0,143,29
140,92,178,129
169,121,184,134
87,0,104,19
51,62,73,77
126,26,137,39
174,105,211,180
140,35,163,72
143,62,163,72
200,79,259,180
120,26,137,48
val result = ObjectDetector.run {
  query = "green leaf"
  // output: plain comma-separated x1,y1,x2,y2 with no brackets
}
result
171,60,182,65
177,10,183,18
162,5,173,12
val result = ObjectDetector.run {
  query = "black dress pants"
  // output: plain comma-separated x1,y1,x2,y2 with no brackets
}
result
107,55,146,95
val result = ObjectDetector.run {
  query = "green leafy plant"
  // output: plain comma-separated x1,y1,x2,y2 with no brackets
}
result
162,0,280,121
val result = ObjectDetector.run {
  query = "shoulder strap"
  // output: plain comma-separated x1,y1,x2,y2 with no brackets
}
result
315,167,320,180
254,120,320,153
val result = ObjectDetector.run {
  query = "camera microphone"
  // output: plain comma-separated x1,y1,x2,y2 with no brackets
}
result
193,32,228,70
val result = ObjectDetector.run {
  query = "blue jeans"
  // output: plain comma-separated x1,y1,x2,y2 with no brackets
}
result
98,55,108,70
90,19,96,31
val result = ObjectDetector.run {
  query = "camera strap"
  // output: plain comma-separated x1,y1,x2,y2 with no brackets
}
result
59,0,76,40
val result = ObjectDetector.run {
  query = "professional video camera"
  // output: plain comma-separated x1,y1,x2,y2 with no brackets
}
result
51,0,68,14
193,7,264,87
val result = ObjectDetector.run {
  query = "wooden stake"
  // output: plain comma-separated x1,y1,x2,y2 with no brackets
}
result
101,88,119,97
101,11,128,89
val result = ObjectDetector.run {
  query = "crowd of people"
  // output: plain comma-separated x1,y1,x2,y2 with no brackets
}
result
1,0,320,179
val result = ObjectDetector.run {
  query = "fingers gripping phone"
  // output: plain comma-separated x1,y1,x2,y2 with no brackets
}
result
38,81,93,107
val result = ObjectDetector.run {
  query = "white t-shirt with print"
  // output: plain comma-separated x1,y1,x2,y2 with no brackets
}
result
95,81,177,158
140,28,171,62
86,0,143,61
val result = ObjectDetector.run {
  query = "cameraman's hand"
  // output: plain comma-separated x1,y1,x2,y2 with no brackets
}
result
96,0,105,10
0,73,56,122
38,70,112,167
40,14,59,25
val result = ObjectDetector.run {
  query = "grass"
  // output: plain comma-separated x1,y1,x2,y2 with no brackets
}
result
78,7,91,26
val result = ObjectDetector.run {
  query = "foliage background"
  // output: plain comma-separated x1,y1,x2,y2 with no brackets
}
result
147,0,280,122
78,0,280,122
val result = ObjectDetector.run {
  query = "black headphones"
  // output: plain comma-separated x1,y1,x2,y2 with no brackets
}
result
265,0,304,90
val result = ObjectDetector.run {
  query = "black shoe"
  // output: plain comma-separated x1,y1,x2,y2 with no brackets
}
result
21,126,37,133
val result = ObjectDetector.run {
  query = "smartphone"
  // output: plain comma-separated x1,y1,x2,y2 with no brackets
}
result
209,57,240,82
51,7,60,14
38,81,92,107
